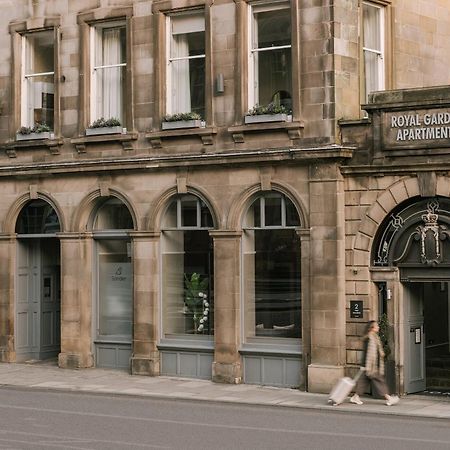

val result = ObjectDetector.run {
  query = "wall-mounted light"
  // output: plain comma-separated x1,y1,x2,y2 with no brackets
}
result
215,73,224,94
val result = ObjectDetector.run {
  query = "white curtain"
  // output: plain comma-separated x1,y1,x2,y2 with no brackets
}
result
171,34,191,114
97,28,122,121
363,4,382,100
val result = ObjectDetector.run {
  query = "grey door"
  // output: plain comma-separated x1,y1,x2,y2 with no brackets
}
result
403,282,426,393
16,239,60,361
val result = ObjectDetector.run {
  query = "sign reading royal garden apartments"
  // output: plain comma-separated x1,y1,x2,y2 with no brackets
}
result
383,108,450,149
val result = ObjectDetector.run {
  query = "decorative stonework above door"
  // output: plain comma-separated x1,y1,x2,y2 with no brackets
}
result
373,197,450,267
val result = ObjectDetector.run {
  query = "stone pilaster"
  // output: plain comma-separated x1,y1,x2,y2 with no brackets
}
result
209,230,242,384
130,231,160,376
58,233,94,369
0,235,16,362
307,163,347,392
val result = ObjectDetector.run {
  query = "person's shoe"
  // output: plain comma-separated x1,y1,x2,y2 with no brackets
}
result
386,395,400,406
350,394,363,405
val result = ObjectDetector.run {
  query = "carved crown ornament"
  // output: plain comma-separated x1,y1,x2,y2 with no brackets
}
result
373,198,450,267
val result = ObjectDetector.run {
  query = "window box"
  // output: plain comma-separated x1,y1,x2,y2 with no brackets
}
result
244,114,292,125
16,131,54,141
161,120,206,131
85,126,124,136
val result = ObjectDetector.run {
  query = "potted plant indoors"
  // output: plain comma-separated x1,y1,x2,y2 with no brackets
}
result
244,104,292,124
184,272,209,334
161,112,205,130
86,117,124,136
16,122,54,141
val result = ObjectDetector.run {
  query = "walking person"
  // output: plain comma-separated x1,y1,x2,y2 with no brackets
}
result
350,320,400,406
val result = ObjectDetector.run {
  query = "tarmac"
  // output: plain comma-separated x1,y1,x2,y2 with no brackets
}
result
0,361,448,420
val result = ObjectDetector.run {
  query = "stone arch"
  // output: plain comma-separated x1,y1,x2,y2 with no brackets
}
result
72,187,140,232
352,175,450,267
147,184,220,232
227,181,308,230
4,191,66,234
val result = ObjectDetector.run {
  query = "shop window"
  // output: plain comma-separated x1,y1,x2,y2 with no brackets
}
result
91,23,126,125
97,239,132,338
248,2,292,113
161,195,214,339
362,1,385,102
166,12,205,119
16,200,60,234
21,31,55,130
243,193,301,342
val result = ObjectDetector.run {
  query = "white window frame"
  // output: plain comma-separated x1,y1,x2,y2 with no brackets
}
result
247,1,291,110
165,12,206,116
21,31,55,128
362,1,385,102
90,21,126,124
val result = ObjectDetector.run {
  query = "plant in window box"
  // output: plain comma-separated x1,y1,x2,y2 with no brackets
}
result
86,117,124,136
16,122,54,141
244,104,292,124
161,112,205,130
184,272,209,333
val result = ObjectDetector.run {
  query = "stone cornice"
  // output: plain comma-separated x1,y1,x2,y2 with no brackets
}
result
0,145,354,178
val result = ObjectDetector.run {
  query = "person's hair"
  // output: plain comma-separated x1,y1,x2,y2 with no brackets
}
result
364,320,378,335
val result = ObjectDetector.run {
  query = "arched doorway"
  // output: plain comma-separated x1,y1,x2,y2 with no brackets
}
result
15,200,61,362
373,196,450,393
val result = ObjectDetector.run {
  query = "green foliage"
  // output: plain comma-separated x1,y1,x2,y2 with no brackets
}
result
163,112,202,122
247,103,290,116
184,273,208,314
18,122,51,134
378,313,391,359
89,117,121,128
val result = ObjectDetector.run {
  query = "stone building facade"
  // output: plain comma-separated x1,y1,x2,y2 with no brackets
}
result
0,0,449,394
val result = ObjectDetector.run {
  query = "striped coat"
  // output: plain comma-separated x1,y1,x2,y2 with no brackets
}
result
363,332,385,377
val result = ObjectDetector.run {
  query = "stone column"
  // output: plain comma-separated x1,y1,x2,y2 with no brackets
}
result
307,163,347,392
0,235,16,362
210,230,242,384
130,232,160,376
58,233,94,368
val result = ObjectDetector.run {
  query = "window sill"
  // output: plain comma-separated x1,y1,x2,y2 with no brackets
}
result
145,126,217,148
228,120,304,143
5,135,63,157
240,340,302,357
158,337,214,353
70,131,138,153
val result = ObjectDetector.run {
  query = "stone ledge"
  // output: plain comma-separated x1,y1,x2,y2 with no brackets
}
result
4,137,63,157
228,120,304,143
70,132,138,153
145,126,217,148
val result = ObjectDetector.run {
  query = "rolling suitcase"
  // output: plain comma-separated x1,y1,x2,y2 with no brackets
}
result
328,369,363,406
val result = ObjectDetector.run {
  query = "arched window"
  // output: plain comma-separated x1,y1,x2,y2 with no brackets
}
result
161,194,214,339
92,197,134,231
16,200,61,234
242,192,301,342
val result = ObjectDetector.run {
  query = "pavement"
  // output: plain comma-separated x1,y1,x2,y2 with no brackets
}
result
0,361,448,419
